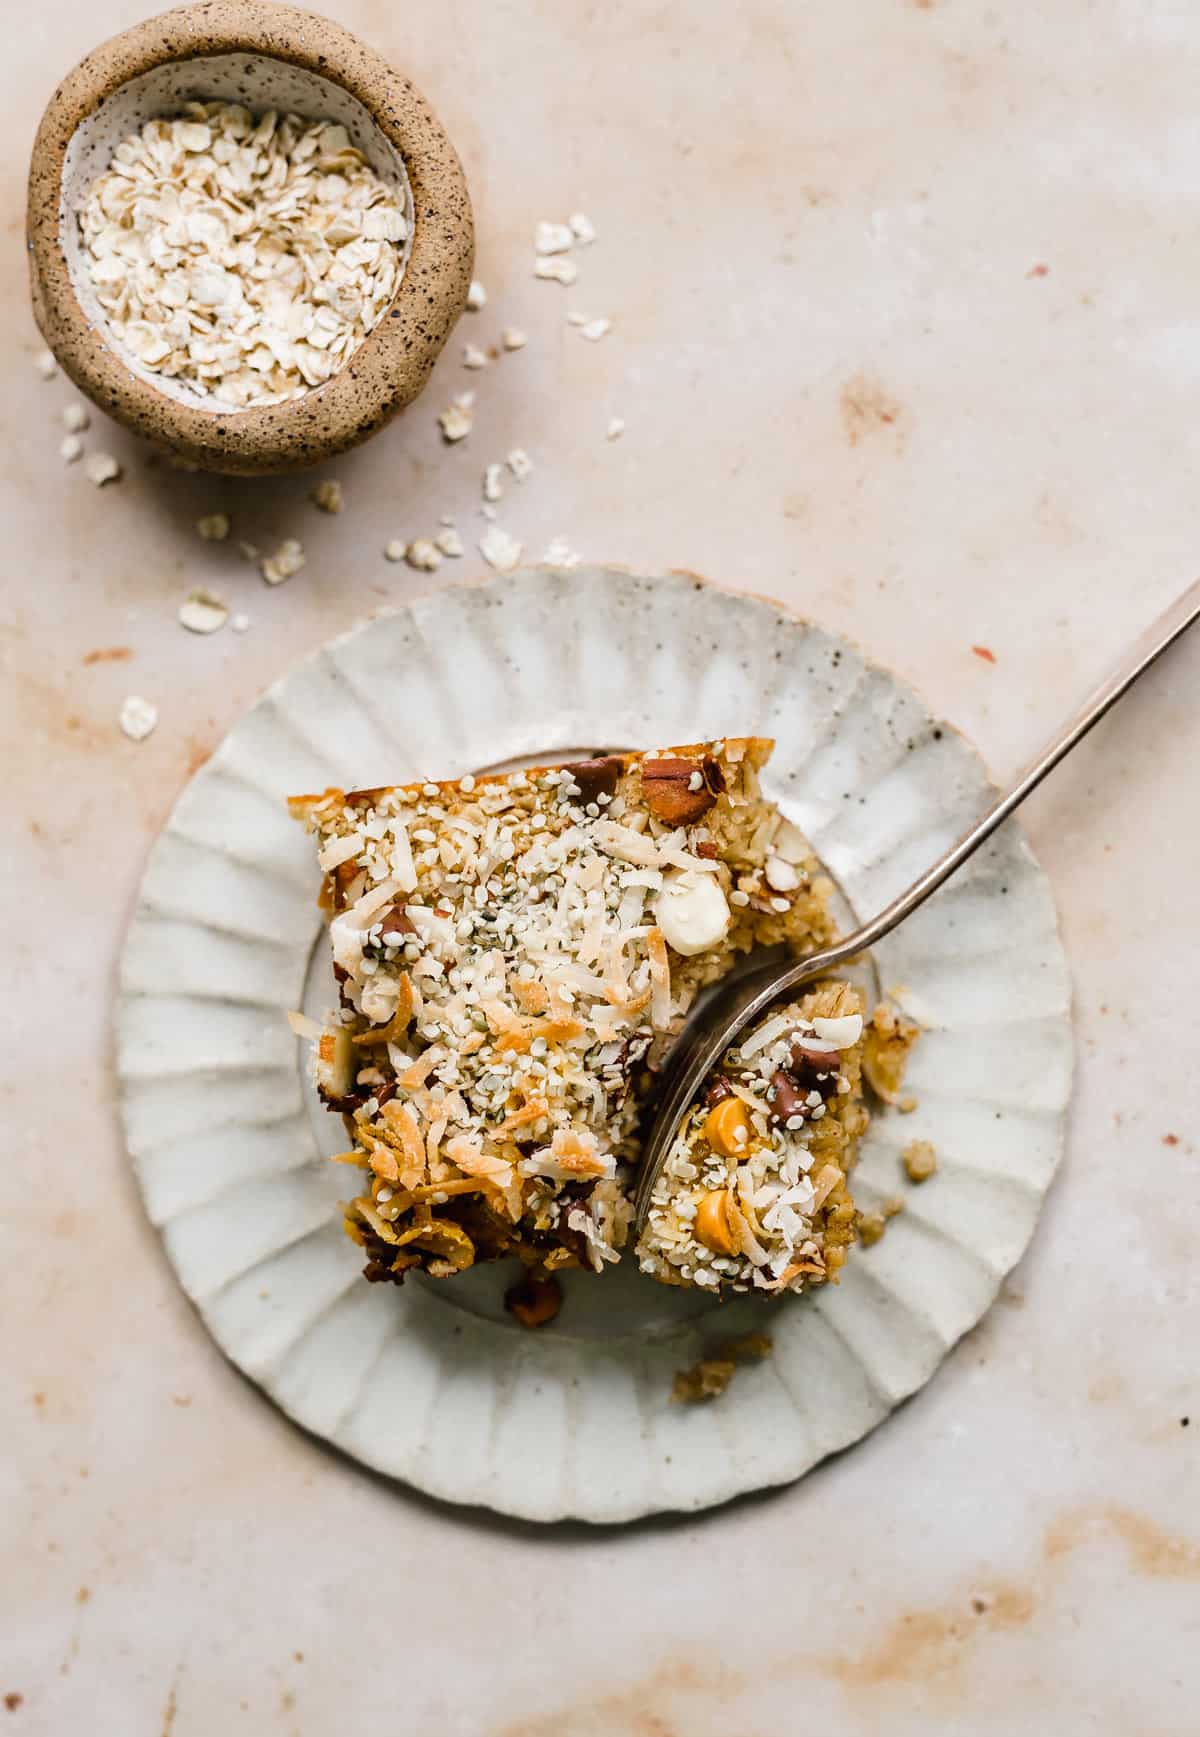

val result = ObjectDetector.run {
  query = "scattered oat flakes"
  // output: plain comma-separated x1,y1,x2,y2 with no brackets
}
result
178,588,229,634
606,417,625,440
260,538,306,585
902,1139,938,1183
543,536,581,569
482,463,505,503
62,403,90,433
535,219,574,255
34,348,57,380
506,447,532,481
466,279,487,310
60,435,83,464
479,525,523,572
405,538,442,573
78,104,410,408
196,512,231,541
501,326,528,351
310,478,343,514
434,526,463,557
383,539,407,562
231,612,251,633
119,694,158,740
534,256,578,286
462,342,489,370
569,211,596,245
84,452,121,487
438,398,474,442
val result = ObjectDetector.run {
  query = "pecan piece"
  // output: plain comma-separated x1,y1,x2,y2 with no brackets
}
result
560,755,624,806
505,1273,563,1329
641,757,717,825
374,903,415,944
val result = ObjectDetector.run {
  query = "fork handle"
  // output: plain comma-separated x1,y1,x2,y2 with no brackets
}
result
776,573,1200,988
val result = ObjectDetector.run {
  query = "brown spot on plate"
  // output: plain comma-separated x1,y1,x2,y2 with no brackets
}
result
840,373,906,447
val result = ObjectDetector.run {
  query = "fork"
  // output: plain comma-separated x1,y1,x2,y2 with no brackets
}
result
632,575,1200,1235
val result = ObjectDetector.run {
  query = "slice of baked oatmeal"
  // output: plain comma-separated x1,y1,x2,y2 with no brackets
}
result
290,739,837,1284
635,985,869,1295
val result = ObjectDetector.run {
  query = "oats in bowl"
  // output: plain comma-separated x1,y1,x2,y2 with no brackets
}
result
78,102,412,409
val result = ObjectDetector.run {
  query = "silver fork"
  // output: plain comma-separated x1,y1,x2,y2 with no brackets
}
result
632,575,1200,1235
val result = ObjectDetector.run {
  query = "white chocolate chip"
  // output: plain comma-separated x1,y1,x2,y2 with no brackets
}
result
654,869,731,957
812,1014,864,1047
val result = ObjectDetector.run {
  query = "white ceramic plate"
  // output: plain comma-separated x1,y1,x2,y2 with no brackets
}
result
116,567,1072,1523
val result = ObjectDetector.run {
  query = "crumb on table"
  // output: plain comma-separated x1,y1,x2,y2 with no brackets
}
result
903,1139,937,1183
672,1330,774,1403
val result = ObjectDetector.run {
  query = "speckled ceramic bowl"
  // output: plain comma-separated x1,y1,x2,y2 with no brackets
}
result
26,1,474,475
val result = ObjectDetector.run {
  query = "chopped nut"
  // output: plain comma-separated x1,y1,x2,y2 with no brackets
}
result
569,211,597,245
62,403,89,433
119,694,157,740
903,1139,937,1183
641,757,717,825
383,539,407,563
178,588,229,634
504,1272,562,1329
462,343,489,370
506,447,532,481
434,526,463,558
196,512,231,541
535,219,575,255
34,347,58,379
560,756,623,804
483,462,505,503
260,538,305,586
501,326,528,351
84,451,121,487
479,526,523,572
534,256,578,286
466,279,487,310
60,434,83,464
405,538,442,572
606,417,625,440
310,479,343,515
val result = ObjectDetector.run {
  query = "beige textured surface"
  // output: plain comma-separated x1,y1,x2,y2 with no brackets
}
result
3,1,1198,1732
